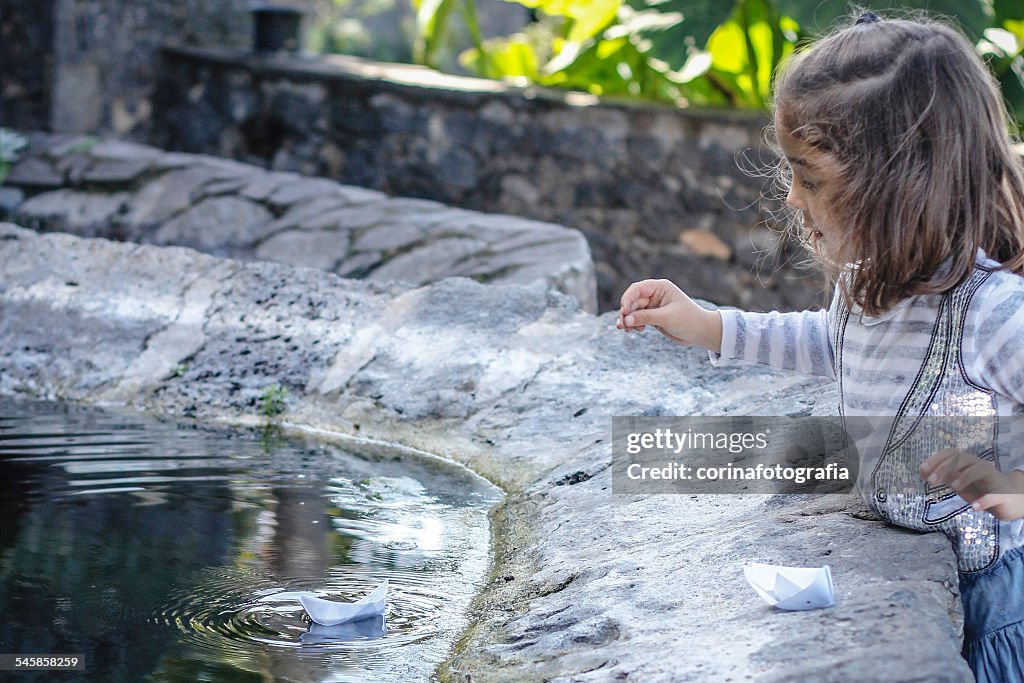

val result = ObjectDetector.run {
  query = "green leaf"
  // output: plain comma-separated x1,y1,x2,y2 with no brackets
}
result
774,0,992,43
568,0,623,43
1000,65,1024,125
413,0,459,66
622,0,739,66
995,0,1024,24
460,35,543,79
701,0,790,109
1003,18,1024,45
666,49,712,82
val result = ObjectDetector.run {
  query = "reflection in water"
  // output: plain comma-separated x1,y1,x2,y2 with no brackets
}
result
0,399,501,682
301,616,388,645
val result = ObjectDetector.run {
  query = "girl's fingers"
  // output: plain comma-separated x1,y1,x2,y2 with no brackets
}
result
970,493,1018,521
921,449,958,483
920,449,955,476
620,296,653,321
615,310,647,333
620,281,659,311
629,297,651,314
923,449,977,484
971,493,996,512
951,460,995,493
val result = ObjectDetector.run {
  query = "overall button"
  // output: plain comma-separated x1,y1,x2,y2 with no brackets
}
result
875,488,887,502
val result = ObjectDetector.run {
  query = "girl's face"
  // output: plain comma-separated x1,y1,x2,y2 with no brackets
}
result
775,113,846,258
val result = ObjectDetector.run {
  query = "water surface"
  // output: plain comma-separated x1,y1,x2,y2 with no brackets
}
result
0,398,501,682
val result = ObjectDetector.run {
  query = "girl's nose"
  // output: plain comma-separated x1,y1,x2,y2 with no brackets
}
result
786,184,806,211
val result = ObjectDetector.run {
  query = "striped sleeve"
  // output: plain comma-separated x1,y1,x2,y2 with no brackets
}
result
966,278,1024,406
964,274,1024,477
707,307,836,380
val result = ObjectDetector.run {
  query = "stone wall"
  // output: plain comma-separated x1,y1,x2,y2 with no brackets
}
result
0,0,251,135
1,132,596,312
150,47,823,314
0,0,55,129
0,223,971,682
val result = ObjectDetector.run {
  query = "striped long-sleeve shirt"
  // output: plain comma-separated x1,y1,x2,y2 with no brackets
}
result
708,249,1024,565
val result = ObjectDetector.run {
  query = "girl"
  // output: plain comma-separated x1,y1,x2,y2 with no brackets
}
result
617,12,1024,682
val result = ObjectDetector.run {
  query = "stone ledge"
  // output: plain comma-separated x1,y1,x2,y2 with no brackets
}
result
161,45,773,125
0,223,970,682
3,131,597,313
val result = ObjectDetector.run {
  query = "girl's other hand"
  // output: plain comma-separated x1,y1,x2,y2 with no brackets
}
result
616,279,723,353
919,449,1024,521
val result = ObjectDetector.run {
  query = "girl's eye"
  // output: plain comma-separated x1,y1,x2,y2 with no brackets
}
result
800,180,817,191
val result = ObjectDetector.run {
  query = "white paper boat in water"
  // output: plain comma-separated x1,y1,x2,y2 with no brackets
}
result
300,614,388,644
744,563,834,611
299,579,388,626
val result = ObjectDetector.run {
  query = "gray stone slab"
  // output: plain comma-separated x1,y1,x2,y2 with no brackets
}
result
335,251,382,278
82,158,153,183
88,140,163,163
351,221,425,252
260,195,355,234
324,203,391,232
5,157,64,187
239,171,297,201
254,229,351,271
336,185,388,204
0,187,25,214
153,196,274,250
267,177,348,206
16,189,129,235
44,135,99,159
123,168,223,228
197,176,250,199
365,237,490,284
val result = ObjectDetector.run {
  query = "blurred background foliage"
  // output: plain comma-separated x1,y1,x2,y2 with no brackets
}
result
310,0,1024,124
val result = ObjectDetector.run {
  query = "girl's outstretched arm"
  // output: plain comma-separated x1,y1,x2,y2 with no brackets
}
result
617,279,837,381
617,279,723,353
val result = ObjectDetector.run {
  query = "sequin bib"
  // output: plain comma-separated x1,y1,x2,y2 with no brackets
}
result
835,268,1001,574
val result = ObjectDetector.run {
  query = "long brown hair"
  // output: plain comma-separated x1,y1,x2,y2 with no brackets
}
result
770,14,1024,315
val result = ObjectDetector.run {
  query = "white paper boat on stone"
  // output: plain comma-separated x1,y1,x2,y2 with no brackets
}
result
298,579,388,626
744,563,834,611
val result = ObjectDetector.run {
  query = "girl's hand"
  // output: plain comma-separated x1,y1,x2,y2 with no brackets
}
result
919,449,1024,521
616,279,723,353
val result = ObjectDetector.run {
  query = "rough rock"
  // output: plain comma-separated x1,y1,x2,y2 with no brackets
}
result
0,224,972,682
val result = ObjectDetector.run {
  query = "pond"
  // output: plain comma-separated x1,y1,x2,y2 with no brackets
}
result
0,398,502,682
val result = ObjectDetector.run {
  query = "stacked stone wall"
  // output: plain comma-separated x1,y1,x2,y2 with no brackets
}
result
151,47,823,313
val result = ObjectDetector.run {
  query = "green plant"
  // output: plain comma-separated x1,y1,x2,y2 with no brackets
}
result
416,0,1024,124
628,0,1022,113
457,0,690,103
976,1,1024,126
259,421,286,453
0,129,28,186
259,384,289,419
413,0,488,69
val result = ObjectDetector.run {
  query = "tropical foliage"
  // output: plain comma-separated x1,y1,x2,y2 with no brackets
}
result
412,0,1024,122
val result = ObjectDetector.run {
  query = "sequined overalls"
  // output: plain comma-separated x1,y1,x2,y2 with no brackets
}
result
834,267,1001,574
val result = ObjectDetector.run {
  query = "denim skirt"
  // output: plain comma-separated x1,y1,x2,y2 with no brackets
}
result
960,543,1024,683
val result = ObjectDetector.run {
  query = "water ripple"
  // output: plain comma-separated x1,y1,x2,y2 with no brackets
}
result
152,567,449,660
